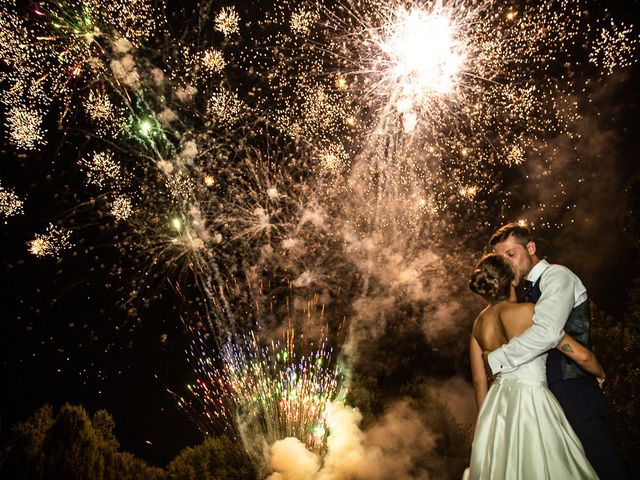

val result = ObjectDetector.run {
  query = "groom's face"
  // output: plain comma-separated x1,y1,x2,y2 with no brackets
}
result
493,235,535,282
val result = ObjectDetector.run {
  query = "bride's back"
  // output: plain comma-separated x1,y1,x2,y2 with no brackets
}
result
473,302,535,352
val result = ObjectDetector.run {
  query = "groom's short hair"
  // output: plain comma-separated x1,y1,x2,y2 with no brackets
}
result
489,223,533,248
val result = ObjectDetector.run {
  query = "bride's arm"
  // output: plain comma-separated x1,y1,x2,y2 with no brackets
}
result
470,335,489,410
556,334,605,380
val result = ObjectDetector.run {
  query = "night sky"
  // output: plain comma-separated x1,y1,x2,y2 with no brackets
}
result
0,144,203,465
1,0,639,470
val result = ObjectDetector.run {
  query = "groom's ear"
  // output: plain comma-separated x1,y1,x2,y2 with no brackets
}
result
526,241,536,256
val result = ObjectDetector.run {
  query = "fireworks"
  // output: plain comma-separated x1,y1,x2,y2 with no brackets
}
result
214,6,240,37
81,151,124,190
0,0,637,470
201,48,226,74
0,0,158,111
28,224,73,258
110,195,133,220
85,90,114,121
326,0,634,165
315,0,635,253
328,1,478,123
316,144,349,173
207,88,247,124
165,170,196,202
182,328,346,460
589,19,639,74
84,89,126,135
290,8,319,36
380,5,466,96
5,105,46,150
204,175,216,187
0,184,24,219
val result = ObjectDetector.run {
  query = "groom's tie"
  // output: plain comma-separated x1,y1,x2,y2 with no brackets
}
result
523,280,535,302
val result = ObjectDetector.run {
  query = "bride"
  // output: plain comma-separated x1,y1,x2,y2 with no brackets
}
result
467,254,602,479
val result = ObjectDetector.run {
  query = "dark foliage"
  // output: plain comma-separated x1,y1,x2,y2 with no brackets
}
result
0,404,255,480
1,404,165,480
167,435,255,480
592,282,640,473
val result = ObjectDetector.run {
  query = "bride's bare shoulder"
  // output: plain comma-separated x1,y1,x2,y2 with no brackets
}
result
473,304,492,322
472,304,494,333
503,302,534,314
499,302,535,323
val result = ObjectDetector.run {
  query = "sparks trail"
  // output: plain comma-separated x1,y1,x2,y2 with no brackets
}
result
174,289,350,470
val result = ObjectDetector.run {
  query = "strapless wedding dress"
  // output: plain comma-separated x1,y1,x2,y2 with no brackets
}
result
468,354,598,479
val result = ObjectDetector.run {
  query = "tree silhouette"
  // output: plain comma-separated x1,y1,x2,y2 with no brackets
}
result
1,404,54,478
92,410,119,451
167,435,255,480
592,284,640,472
1,404,164,480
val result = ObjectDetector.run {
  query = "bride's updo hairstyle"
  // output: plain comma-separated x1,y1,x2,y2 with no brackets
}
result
469,254,514,303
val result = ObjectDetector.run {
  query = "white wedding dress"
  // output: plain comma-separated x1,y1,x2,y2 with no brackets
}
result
468,354,598,479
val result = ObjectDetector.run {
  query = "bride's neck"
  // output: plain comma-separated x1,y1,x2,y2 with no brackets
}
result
491,288,518,306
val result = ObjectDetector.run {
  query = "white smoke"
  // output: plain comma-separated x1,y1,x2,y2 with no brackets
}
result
421,298,464,342
187,203,210,245
266,394,472,480
157,107,178,125
175,84,198,102
151,67,165,86
157,159,174,176
282,238,301,250
179,140,199,163
300,204,326,229
112,37,133,54
339,226,473,359
268,437,321,480
420,376,476,428
267,187,280,199
110,54,140,88
292,270,316,288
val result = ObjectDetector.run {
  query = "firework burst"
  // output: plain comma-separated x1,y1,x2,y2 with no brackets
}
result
178,323,348,470
27,223,73,258
0,183,24,219
317,0,637,250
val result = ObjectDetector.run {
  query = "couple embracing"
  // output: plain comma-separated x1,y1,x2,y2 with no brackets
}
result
466,223,627,479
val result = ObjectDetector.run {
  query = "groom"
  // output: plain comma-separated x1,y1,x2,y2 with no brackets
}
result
484,223,626,479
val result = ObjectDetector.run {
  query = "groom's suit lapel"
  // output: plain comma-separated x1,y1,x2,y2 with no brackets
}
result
521,266,549,303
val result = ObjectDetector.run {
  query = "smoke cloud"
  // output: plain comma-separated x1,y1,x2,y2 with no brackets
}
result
268,437,321,480
266,385,474,480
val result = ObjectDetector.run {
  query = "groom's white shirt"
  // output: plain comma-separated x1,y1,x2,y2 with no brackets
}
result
487,259,588,374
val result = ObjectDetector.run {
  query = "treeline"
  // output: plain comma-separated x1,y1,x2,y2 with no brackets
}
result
0,404,255,480
592,278,640,472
